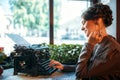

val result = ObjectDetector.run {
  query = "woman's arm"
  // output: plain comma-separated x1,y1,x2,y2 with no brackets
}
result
76,43,94,78
76,38,120,78
49,60,76,72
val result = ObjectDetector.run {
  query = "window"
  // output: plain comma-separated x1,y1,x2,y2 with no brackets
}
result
54,0,90,45
0,0,90,55
0,0,50,55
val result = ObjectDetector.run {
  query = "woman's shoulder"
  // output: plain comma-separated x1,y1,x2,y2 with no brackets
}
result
103,35,120,52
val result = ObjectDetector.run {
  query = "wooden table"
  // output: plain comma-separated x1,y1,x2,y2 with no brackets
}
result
0,68,76,80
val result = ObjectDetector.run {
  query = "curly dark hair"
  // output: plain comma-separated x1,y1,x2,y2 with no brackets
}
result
81,3,113,27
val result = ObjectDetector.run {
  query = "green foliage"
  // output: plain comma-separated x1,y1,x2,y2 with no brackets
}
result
48,44,83,65
9,0,61,35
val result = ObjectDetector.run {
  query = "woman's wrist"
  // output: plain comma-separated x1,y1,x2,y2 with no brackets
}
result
60,64,64,70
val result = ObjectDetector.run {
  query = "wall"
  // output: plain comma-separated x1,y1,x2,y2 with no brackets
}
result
107,0,116,37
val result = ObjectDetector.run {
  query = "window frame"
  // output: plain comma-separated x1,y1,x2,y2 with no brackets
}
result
117,0,120,43
49,0,120,44
49,0,92,44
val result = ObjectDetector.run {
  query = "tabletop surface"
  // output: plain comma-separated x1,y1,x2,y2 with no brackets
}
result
0,68,76,80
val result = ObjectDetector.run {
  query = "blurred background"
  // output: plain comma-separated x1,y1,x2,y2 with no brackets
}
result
0,0,116,56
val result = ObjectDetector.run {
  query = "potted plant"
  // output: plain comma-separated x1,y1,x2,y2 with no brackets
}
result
48,44,83,65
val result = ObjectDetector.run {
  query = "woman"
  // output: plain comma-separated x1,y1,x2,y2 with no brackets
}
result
49,3,120,80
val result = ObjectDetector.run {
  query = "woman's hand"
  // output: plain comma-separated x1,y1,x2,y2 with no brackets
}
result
88,31,103,45
49,60,64,70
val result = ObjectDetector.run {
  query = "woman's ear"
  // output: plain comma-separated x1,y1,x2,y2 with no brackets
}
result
94,19,98,25
98,18,103,22
97,18,104,28
94,19,100,30
97,18,107,36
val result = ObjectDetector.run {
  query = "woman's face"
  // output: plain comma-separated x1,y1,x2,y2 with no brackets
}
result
81,20,99,37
